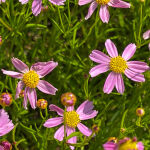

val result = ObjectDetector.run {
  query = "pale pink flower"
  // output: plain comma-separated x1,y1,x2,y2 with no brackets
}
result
143,30,150,50
2,58,58,109
19,0,65,16
89,39,149,94
0,0,6,4
78,0,130,23
0,109,14,136
44,100,98,150
103,137,144,150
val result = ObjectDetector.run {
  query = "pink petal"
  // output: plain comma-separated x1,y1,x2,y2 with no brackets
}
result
11,58,29,73
67,106,74,111
99,5,110,23
105,39,118,57
27,88,37,109
89,64,109,77
127,61,149,73
1,69,23,79
78,0,93,5
122,43,136,61
103,142,117,150
143,30,150,40
49,0,65,5
76,100,98,120
85,1,97,20
44,117,63,128
67,127,76,150
54,125,64,141
23,87,28,109
32,0,42,16
31,61,58,78
108,0,130,8
19,0,29,4
15,81,24,99
89,50,110,64
49,104,64,116
37,80,58,95
77,123,92,136
148,43,150,50
137,142,144,150
125,69,145,82
115,74,124,94
103,72,117,94
0,146,4,150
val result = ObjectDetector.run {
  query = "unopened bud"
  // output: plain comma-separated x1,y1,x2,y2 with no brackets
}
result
37,99,48,109
107,137,117,143
0,92,12,107
19,90,24,98
120,128,126,133
136,108,145,117
0,36,2,45
1,141,12,150
92,124,100,133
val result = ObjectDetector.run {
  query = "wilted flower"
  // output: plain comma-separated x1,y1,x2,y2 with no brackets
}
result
37,99,48,109
0,109,14,136
78,0,130,23
89,39,149,94
44,100,98,149
143,30,150,50
61,92,77,106
2,58,58,109
103,137,144,150
0,93,12,107
19,0,65,16
136,108,145,117
1,141,12,150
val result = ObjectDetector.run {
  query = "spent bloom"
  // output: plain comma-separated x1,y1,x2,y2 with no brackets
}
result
0,109,14,136
2,58,58,109
44,100,98,149
0,141,12,150
103,137,144,150
143,30,150,50
0,92,12,107
78,0,130,23
19,0,65,16
89,39,149,94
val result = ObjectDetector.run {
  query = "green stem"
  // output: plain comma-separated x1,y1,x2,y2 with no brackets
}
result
138,4,143,45
0,18,12,31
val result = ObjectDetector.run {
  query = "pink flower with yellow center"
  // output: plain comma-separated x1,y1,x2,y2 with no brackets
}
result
19,0,65,16
143,30,150,50
78,0,130,23
103,137,144,150
0,109,14,137
2,58,58,109
44,100,98,150
89,39,149,94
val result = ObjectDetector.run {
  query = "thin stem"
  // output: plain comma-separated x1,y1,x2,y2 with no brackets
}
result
0,18,12,31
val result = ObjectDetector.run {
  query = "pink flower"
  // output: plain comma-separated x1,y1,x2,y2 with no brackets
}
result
0,109,14,137
89,39,149,94
103,137,144,150
78,0,130,23
0,0,6,4
143,30,150,50
2,58,58,109
44,100,98,150
19,0,66,16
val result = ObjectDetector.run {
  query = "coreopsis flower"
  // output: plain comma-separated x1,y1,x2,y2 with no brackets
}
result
2,58,58,109
143,30,150,50
19,0,65,16
89,39,149,94
0,146,4,150
1,141,12,150
136,108,145,117
44,100,98,149
103,137,144,150
0,109,14,136
0,93,12,107
78,0,130,23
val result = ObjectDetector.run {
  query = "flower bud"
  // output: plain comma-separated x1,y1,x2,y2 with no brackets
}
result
19,90,24,98
92,124,100,133
0,93,12,107
61,92,77,106
41,6,48,12
1,141,12,150
0,36,2,45
107,137,117,143
136,108,145,117
120,128,126,133
37,99,48,109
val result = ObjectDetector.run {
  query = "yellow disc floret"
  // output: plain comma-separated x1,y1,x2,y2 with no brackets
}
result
118,140,138,150
64,111,80,128
96,0,110,5
109,56,128,73
22,70,39,88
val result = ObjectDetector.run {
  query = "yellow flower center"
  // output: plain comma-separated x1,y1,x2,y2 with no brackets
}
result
22,70,39,88
118,140,138,150
109,56,128,73
96,0,110,5
64,111,80,128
